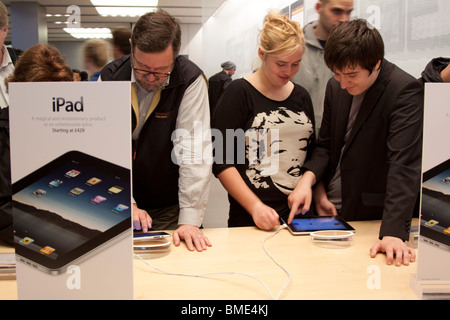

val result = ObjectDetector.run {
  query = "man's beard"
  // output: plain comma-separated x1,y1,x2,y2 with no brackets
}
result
136,77,167,93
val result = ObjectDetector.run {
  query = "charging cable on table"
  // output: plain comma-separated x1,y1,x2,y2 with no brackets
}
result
135,224,291,300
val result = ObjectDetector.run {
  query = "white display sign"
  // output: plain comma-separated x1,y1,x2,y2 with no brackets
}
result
412,83,450,299
9,82,134,300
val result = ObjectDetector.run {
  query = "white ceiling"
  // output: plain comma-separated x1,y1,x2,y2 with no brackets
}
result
3,0,225,42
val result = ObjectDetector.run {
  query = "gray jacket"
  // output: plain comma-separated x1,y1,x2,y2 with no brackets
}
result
292,21,334,134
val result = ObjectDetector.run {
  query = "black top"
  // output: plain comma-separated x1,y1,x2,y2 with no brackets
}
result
212,78,315,226
0,107,10,205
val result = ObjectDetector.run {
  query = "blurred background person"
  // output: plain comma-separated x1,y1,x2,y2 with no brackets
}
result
111,26,132,59
0,1,19,110
80,70,89,81
82,39,111,81
72,68,81,81
208,61,236,117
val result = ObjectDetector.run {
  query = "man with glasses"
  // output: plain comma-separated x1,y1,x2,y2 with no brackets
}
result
101,9,212,252
292,0,353,135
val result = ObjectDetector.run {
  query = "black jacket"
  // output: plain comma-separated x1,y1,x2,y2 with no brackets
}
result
0,104,12,245
420,57,449,83
304,60,423,241
208,71,232,117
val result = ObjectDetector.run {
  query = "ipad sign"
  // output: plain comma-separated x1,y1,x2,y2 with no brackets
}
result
9,81,133,299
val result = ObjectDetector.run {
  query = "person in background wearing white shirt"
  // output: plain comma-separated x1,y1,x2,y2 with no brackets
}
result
100,9,212,252
1,1,19,221
0,2,15,110
0,1,12,245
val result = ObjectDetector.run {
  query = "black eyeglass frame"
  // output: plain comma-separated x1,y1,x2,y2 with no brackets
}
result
132,67,171,80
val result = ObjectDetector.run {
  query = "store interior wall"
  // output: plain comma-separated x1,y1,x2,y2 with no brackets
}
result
203,0,450,80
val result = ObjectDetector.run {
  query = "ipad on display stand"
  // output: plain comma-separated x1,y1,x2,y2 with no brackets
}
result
283,215,355,236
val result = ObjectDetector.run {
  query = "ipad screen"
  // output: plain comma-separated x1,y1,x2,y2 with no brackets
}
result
12,151,131,271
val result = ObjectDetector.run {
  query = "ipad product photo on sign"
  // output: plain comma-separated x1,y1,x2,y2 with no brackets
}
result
9,81,133,300
411,83,450,299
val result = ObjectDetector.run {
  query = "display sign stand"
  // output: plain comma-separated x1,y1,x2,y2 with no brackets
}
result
9,82,134,300
410,83,450,300
410,275,450,300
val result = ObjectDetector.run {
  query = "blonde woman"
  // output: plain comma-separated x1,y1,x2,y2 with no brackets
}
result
212,10,316,230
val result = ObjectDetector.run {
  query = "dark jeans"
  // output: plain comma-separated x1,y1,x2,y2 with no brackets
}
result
147,204,180,230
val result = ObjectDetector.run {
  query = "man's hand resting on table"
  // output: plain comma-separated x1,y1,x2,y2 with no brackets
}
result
132,204,211,252
370,236,416,266
173,225,212,252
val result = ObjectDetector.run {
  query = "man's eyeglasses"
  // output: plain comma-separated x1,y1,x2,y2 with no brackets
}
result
133,67,171,80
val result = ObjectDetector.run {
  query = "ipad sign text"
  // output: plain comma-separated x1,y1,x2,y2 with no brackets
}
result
52,97,84,112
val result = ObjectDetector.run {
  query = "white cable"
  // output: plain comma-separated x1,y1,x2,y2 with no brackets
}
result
135,224,291,300
262,224,291,300
136,255,277,300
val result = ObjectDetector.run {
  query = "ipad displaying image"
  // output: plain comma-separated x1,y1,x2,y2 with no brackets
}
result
12,151,132,274
420,158,450,251
285,216,355,235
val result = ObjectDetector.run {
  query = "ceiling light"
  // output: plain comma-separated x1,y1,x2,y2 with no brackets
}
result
46,13,71,17
56,21,79,25
64,28,112,39
95,7,157,17
90,0,158,6
90,0,158,17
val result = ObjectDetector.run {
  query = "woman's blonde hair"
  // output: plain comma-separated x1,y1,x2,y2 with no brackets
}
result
259,10,305,56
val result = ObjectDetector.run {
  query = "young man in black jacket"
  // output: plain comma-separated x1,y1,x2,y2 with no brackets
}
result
288,19,423,267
